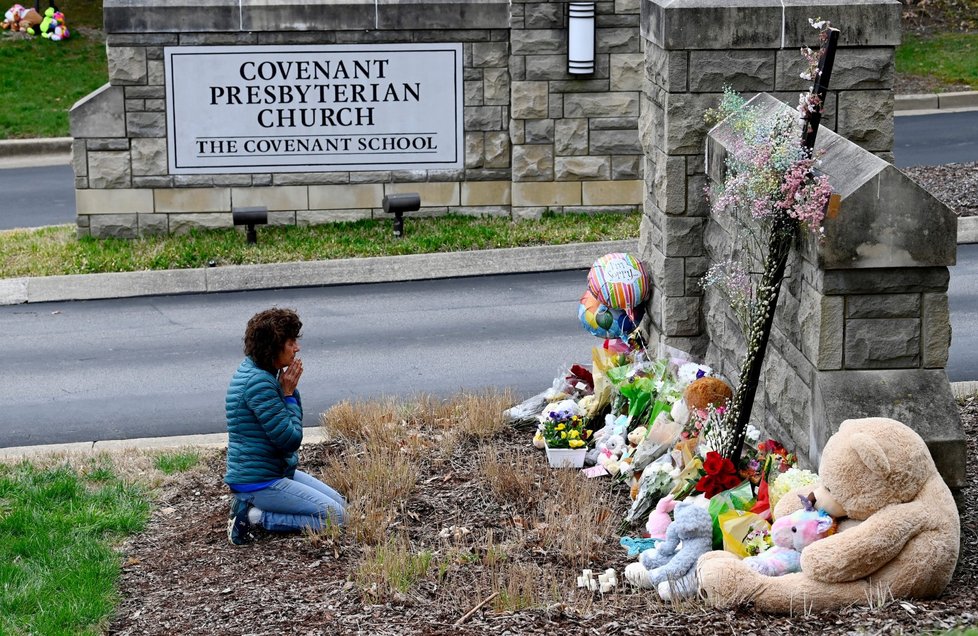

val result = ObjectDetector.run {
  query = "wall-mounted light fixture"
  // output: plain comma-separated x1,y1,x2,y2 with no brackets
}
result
568,2,596,75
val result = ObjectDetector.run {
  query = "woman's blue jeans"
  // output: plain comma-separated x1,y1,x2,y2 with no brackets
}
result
234,470,346,533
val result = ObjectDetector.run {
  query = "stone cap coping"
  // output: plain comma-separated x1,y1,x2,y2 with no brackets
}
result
103,0,511,34
640,0,901,50
706,92,957,270
812,369,966,489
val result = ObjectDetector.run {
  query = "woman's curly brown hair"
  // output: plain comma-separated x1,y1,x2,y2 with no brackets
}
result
244,308,302,373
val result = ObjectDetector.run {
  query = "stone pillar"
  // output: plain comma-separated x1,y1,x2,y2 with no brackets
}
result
648,0,966,491
638,0,900,359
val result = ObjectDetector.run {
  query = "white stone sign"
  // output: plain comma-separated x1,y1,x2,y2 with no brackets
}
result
164,44,463,174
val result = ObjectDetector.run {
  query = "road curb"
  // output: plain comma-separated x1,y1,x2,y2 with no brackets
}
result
895,90,978,114
0,137,72,157
0,239,638,306
958,217,978,244
4,384,975,458
0,428,327,460
2,214,976,304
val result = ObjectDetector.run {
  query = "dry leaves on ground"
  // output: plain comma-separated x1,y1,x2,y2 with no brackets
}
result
107,392,978,636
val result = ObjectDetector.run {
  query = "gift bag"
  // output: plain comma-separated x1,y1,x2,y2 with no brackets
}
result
718,510,771,558
706,480,755,549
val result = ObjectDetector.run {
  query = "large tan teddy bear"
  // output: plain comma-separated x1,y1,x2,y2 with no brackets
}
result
697,417,960,613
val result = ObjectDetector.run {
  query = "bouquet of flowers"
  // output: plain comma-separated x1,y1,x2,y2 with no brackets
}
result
741,438,797,485
539,399,592,449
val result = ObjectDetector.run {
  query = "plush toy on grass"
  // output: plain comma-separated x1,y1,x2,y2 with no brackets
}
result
625,500,713,600
698,417,961,613
742,493,836,577
16,6,41,33
38,7,68,40
2,4,25,30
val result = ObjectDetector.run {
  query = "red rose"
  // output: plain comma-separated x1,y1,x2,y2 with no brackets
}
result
703,451,724,474
695,451,743,498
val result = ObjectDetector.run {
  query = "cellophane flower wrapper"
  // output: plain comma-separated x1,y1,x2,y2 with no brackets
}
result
624,460,679,527
619,376,655,425
718,509,772,558
707,480,756,549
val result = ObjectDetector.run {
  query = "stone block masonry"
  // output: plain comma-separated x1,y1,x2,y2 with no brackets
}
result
639,0,964,491
72,0,647,238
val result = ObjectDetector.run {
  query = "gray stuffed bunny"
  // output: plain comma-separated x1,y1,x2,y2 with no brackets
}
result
624,500,713,600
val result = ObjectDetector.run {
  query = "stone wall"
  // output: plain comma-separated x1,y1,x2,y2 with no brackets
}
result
508,0,645,217
639,0,965,489
71,0,645,238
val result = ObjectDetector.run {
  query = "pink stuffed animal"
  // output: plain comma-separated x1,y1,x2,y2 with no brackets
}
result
645,495,676,540
742,494,836,577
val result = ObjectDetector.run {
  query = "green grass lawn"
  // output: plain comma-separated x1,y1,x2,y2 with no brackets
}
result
0,30,108,139
0,460,149,635
0,211,640,278
896,32,978,89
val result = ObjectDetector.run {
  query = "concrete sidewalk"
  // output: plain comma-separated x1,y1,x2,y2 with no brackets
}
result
0,239,638,306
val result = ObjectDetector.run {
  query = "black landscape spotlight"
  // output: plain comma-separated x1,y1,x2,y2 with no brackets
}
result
232,206,268,244
382,192,421,238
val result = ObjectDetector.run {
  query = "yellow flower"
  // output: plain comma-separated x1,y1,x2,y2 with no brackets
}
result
569,439,585,448
555,423,566,431
568,430,580,439
560,432,567,439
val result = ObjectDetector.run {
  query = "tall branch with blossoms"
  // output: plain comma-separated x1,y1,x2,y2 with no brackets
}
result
704,21,840,467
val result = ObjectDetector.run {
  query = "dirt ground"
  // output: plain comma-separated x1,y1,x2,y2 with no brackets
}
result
107,397,977,636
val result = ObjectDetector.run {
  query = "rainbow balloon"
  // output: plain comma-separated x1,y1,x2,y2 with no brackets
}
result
587,252,650,312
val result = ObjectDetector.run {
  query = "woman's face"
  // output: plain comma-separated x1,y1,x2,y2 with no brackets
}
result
274,338,301,369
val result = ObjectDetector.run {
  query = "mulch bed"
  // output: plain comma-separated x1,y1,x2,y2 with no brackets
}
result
108,400,978,636
903,163,978,217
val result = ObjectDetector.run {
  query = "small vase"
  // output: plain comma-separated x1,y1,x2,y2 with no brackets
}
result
545,444,586,468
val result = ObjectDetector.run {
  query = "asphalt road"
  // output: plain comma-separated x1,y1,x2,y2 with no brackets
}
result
1,110,977,229
0,163,75,230
1,256,976,449
0,270,597,447
948,243,978,383
893,110,978,168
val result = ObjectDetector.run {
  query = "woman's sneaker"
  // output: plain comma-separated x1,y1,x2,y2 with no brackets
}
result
227,498,252,545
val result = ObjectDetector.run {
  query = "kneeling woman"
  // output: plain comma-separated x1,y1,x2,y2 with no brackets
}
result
225,308,346,545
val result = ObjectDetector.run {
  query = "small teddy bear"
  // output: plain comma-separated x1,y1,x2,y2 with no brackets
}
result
743,494,835,577
2,4,25,30
625,500,713,600
683,376,733,413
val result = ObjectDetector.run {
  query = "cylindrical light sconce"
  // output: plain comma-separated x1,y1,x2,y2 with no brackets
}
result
568,2,596,75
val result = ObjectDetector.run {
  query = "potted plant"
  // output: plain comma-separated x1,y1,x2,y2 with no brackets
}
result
540,399,591,468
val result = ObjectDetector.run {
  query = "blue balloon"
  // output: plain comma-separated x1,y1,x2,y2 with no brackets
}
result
578,295,644,340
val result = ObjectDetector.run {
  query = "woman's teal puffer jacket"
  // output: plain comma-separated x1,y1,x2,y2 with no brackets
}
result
224,356,303,485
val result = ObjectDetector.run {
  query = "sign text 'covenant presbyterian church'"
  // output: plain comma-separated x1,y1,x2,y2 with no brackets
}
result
164,43,463,173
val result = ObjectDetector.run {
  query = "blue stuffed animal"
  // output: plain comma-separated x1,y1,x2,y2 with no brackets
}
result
624,500,713,600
